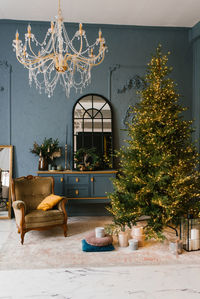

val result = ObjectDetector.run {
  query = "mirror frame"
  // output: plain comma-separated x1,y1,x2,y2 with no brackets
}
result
0,145,13,219
72,94,113,170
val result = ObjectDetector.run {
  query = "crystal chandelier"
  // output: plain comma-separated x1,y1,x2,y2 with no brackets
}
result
12,0,107,98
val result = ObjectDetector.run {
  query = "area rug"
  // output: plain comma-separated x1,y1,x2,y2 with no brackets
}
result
0,216,200,270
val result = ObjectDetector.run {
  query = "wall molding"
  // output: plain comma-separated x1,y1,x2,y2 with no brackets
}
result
108,64,120,102
117,75,145,94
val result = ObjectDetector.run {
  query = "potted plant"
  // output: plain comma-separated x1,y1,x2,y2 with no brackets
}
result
30,138,61,170
104,223,128,247
74,148,100,171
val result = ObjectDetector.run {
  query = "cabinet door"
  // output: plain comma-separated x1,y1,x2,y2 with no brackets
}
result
53,175,64,196
90,174,115,198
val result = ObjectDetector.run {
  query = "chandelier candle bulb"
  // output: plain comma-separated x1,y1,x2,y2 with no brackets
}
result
28,24,31,35
15,31,19,40
95,227,105,238
51,22,54,32
79,23,83,35
99,29,102,40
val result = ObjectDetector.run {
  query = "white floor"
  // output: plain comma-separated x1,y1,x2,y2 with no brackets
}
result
1,219,200,299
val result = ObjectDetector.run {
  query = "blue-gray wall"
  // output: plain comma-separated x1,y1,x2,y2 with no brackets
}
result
0,20,193,178
190,22,200,151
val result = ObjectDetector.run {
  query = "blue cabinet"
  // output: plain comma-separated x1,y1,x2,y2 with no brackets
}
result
37,170,117,202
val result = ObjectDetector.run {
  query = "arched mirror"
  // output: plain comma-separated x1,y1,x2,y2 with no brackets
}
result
0,145,13,219
73,94,113,170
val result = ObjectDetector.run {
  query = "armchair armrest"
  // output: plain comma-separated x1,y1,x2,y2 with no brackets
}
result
57,197,68,223
12,200,26,231
12,200,26,212
57,197,68,212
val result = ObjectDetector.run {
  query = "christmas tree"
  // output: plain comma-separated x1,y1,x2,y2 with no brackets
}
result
107,45,200,239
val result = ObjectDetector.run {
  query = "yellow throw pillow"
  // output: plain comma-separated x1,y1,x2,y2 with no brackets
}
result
37,194,63,211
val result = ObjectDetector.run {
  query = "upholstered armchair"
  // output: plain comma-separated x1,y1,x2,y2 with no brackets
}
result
11,175,68,244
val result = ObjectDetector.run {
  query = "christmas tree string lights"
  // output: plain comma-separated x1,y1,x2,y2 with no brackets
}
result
107,45,200,240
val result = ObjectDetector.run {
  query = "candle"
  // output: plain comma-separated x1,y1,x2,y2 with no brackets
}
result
186,238,193,251
191,228,199,240
192,239,199,250
128,239,138,251
191,228,199,250
66,124,68,145
95,227,105,238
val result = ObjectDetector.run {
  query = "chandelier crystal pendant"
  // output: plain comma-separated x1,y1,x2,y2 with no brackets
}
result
12,0,107,98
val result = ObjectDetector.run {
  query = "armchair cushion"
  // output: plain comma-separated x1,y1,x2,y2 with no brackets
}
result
25,209,64,229
37,194,63,211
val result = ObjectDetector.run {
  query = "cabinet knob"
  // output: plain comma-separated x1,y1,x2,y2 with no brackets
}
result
75,189,79,195
76,177,79,182
60,178,63,182
91,177,94,182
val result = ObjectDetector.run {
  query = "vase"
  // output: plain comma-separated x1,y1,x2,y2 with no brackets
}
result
131,226,145,247
38,156,48,171
118,231,128,247
112,235,119,245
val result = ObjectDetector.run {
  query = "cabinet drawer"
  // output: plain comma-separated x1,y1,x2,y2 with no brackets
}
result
68,175,88,185
67,187,89,198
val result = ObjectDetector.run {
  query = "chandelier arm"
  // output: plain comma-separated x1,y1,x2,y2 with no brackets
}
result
78,34,83,55
62,25,85,56
31,29,51,48
75,46,105,65
16,54,51,65
62,41,105,66
51,32,57,56
28,38,41,58
16,54,55,69
90,51,105,67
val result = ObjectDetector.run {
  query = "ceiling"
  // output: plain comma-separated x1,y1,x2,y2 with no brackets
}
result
1,0,200,28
